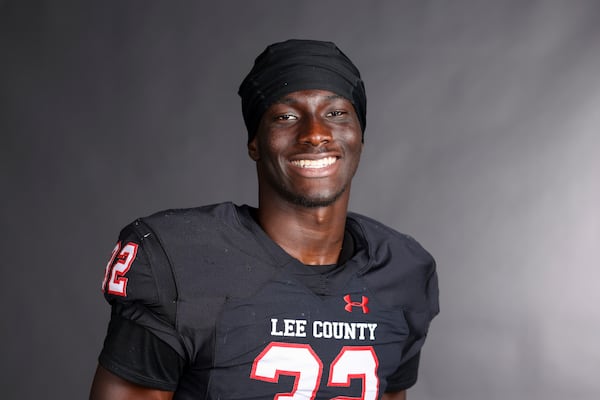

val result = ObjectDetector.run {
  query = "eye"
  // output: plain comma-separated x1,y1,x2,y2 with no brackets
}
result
275,114,298,121
326,110,346,117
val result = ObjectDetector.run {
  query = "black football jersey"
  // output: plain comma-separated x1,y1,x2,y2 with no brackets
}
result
99,202,439,399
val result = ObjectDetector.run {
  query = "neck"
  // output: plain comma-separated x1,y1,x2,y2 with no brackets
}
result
256,193,350,266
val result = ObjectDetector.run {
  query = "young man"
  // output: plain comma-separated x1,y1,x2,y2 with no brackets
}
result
90,39,439,400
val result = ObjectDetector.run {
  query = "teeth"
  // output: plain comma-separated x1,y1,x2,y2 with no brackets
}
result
291,157,337,169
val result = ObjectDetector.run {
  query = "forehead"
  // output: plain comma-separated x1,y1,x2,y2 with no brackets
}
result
271,89,351,106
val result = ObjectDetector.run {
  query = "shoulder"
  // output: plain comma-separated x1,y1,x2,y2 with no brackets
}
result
103,204,237,301
101,215,178,329
101,203,248,331
134,202,278,297
141,202,241,230
347,212,438,316
137,202,267,261
347,212,435,268
134,202,245,248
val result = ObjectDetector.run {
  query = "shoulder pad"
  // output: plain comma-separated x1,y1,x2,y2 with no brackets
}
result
101,219,177,325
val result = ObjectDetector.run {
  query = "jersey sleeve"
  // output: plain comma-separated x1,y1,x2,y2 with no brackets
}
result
384,350,420,392
362,227,440,392
98,219,186,390
387,236,439,391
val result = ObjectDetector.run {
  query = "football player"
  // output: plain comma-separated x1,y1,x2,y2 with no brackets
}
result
90,39,439,400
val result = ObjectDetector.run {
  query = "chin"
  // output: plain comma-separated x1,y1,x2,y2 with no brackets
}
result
288,187,347,208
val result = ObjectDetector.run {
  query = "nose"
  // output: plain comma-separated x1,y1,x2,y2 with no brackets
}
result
298,117,332,146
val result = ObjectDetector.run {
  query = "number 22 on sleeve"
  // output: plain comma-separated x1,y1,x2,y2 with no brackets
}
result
101,241,139,297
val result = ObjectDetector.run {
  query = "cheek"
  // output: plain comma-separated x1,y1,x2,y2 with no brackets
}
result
346,141,363,176
256,134,290,172
345,133,363,157
263,134,289,158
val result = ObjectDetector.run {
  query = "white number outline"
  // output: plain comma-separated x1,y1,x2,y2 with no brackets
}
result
328,346,379,400
101,242,121,292
251,342,323,400
101,241,138,297
251,342,379,400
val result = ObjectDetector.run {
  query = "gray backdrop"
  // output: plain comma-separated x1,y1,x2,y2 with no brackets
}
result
2,1,599,399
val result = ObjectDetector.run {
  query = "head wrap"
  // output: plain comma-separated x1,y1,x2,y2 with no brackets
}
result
238,39,366,142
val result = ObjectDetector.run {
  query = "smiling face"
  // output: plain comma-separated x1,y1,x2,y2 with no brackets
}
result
248,89,363,208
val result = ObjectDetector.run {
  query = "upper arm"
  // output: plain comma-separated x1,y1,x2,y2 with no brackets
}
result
90,365,174,400
97,221,185,391
381,390,406,400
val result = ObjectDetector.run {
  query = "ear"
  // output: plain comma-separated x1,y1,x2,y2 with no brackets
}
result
247,136,260,161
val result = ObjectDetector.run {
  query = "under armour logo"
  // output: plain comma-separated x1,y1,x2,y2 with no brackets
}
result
343,295,369,314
